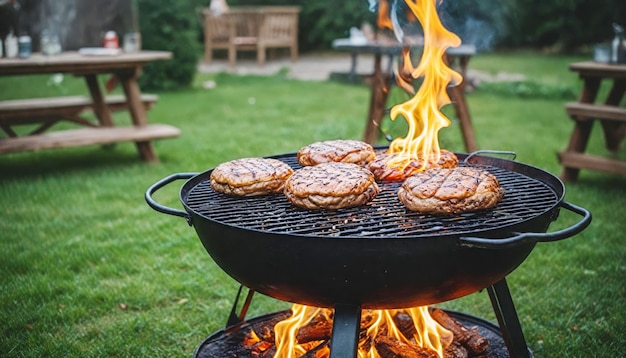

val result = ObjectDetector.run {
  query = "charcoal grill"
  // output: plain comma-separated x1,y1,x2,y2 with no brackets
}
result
146,151,591,358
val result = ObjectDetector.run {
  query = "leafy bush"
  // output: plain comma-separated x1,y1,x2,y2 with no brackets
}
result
297,1,375,51
503,0,626,50
137,0,201,90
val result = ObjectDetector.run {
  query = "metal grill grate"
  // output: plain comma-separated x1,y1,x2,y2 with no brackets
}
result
184,155,558,239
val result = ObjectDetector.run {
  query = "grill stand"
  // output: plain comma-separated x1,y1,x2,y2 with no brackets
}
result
487,278,531,358
329,303,362,357
224,277,531,358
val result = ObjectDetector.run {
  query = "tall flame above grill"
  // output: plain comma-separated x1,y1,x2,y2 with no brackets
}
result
383,0,462,172
271,1,464,357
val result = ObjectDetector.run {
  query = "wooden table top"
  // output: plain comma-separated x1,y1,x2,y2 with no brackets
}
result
569,61,626,78
0,50,172,76
331,37,476,57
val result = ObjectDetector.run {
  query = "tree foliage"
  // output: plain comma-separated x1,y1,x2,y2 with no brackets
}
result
506,0,626,50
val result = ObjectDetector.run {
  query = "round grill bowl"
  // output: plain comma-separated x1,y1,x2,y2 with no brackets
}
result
146,152,591,309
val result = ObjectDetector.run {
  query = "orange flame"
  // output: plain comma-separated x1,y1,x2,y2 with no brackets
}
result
274,304,326,357
387,0,462,172
376,0,392,29
273,304,452,358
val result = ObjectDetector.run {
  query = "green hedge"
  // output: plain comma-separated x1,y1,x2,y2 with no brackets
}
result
137,0,201,90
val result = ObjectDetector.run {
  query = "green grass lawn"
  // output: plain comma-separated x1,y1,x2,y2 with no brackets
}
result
1,51,624,357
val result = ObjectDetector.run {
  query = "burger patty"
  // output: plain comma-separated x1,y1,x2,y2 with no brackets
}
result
284,162,380,210
368,149,459,182
297,139,376,167
398,167,505,214
210,157,294,196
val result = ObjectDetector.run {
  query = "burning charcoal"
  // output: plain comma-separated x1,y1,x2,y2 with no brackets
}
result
296,312,333,343
444,342,469,358
393,312,418,338
374,335,439,358
464,327,489,355
430,308,489,355
301,340,330,358
258,325,275,342
361,310,377,329
249,340,274,356
243,329,262,348
296,320,332,343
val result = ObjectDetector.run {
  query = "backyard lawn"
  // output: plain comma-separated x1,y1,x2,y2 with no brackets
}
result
1,51,624,357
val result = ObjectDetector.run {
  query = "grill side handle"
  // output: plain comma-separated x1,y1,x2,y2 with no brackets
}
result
145,173,197,225
459,201,591,249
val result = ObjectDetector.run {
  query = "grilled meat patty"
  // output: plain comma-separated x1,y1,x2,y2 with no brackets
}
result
368,149,459,182
284,162,380,210
297,139,376,167
398,167,505,214
210,157,294,196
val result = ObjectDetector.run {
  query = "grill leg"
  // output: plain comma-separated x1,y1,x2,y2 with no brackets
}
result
225,285,255,330
329,303,362,358
488,278,531,358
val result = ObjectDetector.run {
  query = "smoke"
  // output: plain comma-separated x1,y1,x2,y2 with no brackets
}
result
41,0,77,42
366,0,510,51
437,0,508,52
453,16,495,52
368,0,377,12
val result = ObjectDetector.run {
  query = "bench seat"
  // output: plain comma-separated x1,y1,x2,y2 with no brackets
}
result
0,124,180,155
0,94,159,125
565,102,626,122
565,102,626,151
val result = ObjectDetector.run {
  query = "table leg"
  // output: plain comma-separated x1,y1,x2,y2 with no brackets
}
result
601,79,626,151
448,84,477,152
349,52,358,82
445,54,478,152
363,54,391,144
118,68,158,162
85,74,114,127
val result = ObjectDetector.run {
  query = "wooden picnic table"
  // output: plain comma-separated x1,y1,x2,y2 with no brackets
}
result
331,38,477,152
0,50,180,162
557,61,626,181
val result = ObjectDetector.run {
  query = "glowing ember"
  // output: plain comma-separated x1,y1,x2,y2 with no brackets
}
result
385,0,463,173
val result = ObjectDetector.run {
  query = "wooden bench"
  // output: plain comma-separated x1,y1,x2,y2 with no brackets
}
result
0,94,180,157
0,94,159,135
203,6,300,67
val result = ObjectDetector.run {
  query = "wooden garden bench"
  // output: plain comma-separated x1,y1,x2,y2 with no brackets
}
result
203,6,300,67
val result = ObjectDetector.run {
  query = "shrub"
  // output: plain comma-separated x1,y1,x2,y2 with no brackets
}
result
137,0,201,90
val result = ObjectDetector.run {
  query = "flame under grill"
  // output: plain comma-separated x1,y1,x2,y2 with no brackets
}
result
184,155,558,239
